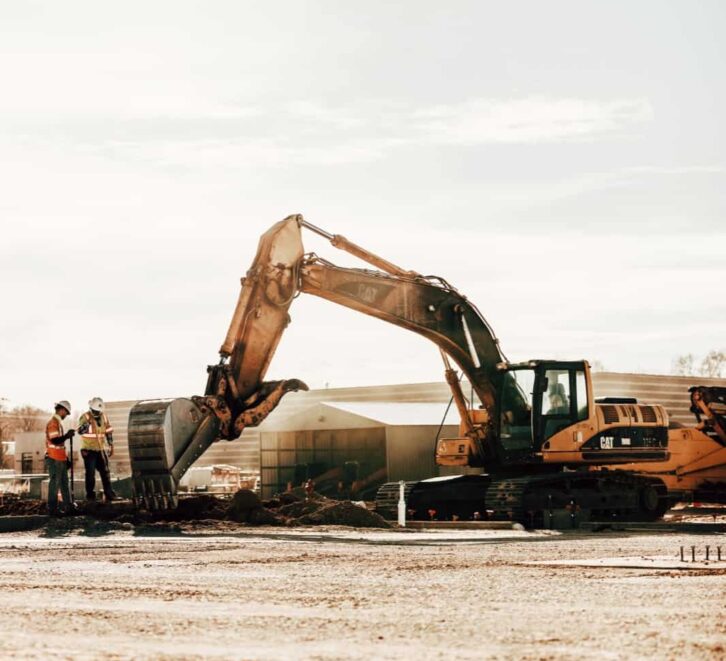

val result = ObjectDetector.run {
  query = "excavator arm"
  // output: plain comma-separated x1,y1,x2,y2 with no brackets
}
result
128,214,506,509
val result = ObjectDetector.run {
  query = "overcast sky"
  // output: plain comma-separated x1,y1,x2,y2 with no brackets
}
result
1,1,724,414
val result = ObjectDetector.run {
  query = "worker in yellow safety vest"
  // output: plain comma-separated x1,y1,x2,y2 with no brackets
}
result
45,400,75,516
77,397,117,502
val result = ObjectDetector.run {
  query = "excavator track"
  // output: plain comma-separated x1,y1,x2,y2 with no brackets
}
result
374,481,417,520
485,476,529,522
376,475,491,521
376,471,669,526
488,471,669,527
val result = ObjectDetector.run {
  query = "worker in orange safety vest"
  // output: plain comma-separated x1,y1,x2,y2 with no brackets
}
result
77,397,117,502
45,400,76,516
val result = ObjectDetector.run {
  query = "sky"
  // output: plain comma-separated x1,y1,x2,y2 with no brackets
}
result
1,0,724,415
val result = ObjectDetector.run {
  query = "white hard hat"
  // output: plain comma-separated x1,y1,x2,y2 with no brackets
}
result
89,397,105,413
54,400,72,415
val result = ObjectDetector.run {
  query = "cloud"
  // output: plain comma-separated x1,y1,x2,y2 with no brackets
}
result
622,165,726,176
1,96,656,170
411,97,654,145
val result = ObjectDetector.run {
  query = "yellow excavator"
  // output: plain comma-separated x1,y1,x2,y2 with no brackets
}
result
128,215,725,522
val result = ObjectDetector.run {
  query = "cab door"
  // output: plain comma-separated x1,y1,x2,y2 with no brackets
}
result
533,363,589,450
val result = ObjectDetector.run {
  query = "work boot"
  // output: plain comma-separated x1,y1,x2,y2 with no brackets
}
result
104,492,120,503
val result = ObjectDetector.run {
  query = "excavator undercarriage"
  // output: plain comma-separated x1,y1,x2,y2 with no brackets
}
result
375,471,669,526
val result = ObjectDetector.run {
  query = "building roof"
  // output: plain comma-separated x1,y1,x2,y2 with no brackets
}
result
319,401,459,426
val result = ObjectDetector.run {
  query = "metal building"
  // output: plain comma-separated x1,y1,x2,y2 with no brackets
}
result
259,401,459,499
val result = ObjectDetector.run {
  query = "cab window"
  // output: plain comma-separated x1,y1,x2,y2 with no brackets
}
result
500,369,534,451
542,369,573,440
575,370,588,421
544,370,571,416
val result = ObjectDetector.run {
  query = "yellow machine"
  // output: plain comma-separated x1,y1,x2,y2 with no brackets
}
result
128,215,725,522
604,386,726,504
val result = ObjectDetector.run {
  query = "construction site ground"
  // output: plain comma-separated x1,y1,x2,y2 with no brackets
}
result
0,515,724,660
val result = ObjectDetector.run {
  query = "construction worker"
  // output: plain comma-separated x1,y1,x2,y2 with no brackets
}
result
78,397,117,502
45,401,75,516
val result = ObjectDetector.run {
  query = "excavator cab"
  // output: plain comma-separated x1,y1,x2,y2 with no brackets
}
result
497,360,591,463
436,360,591,468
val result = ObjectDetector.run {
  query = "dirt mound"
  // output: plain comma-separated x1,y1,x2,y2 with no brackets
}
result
277,499,326,518
0,498,47,516
226,490,285,525
245,507,285,526
227,489,261,520
278,492,301,505
0,491,388,530
294,501,391,528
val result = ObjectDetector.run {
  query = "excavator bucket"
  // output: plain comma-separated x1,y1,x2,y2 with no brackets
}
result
128,398,220,510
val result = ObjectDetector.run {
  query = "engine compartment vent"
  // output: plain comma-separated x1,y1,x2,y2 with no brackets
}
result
640,405,658,423
600,404,620,425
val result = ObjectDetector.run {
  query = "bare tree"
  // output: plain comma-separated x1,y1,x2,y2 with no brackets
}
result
9,405,49,432
672,353,695,376
0,401,50,468
672,350,725,378
699,350,725,378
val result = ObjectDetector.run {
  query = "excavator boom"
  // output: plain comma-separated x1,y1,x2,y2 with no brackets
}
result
129,215,506,509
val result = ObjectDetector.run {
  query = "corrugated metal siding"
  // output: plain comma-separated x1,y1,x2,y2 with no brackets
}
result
259,427,386,499
386,424,458,482
590,373,726,426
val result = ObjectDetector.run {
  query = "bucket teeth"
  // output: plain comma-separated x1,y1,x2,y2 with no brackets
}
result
132,474,178,512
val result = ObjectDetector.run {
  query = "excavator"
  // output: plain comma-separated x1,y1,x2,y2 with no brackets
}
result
128,215,726,523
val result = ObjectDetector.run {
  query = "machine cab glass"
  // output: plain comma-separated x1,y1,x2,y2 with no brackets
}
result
499,361,589,459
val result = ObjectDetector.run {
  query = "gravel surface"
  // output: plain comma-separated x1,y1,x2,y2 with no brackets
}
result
0,525,723,660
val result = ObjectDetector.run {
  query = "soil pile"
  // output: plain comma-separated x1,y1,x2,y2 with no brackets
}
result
277,499,325,518
226,489,285,526
0,491,391,529
293,500,391,528
0,498,47,516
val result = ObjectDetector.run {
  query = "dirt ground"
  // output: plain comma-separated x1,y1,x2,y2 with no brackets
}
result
0,523,723,660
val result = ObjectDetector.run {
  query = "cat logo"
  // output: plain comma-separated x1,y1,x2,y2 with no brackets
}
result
356,284,379,303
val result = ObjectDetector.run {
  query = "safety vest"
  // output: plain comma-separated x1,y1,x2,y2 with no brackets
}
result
45,414,67,461
79,411,113,451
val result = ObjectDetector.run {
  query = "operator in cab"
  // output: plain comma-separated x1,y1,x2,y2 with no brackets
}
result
45,400,75,516
78,397,118,502
547,384,570,415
